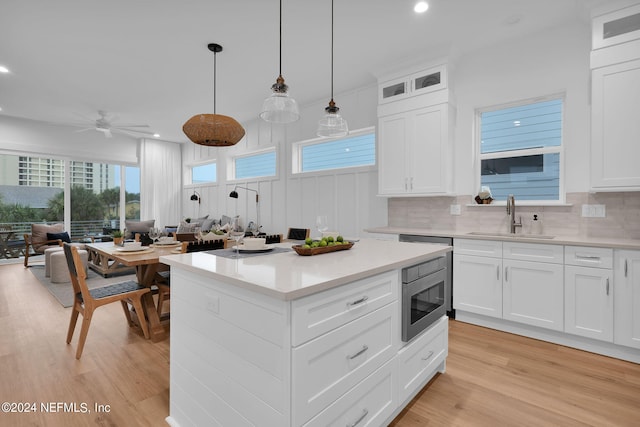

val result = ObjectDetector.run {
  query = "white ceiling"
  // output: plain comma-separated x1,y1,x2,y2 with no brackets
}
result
0,0,605,143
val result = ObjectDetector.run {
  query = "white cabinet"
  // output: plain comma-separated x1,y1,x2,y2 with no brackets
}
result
564,246,614,342
454,239,564,331
502,242,564,332
590,58,640,191
378,64,447,104
590,3,640,191
614,249,640,350
378,103,453,196
377,62,454,197
453,239,503,318
397,315,448,404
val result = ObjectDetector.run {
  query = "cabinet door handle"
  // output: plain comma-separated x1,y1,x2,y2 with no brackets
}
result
505,266,508,282
404,177,408,190
422,350,434,361
497,265,500,280
347,345,369,360
410,177,414,190
625,259,628,277
347,296,368,307
606,278,610,296
346,409,369,427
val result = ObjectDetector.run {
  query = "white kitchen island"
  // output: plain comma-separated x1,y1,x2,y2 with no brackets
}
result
160,239,451,427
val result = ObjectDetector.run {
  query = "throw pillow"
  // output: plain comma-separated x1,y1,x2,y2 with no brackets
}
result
177,220,198,233
124,219,155,239
31,223,63,245
46,231,72,244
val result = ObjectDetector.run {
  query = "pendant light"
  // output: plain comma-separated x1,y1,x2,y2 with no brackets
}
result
260,0,300,123
317,0,348,138
183,43,246,146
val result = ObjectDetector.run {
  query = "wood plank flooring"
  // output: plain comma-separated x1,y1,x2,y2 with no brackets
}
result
1,262,639,426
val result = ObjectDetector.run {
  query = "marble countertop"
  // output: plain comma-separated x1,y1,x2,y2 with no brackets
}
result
160,239,451,301
365,226,640,250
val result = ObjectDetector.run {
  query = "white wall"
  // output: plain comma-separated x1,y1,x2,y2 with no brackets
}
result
0,115,139,164
451,21,592,196
182,82,388,238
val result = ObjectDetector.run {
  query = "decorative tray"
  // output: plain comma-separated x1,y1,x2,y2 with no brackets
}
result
292,241,354,256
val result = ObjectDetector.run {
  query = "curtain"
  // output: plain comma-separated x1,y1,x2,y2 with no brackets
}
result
140,139,182,228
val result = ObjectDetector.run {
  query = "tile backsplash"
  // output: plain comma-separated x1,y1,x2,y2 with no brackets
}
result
388,192,640,240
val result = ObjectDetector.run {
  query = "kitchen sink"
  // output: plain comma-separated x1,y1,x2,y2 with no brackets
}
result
466,231,555,239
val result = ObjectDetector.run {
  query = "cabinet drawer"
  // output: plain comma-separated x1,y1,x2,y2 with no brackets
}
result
397,315,448,404
565,246,613,269
454,238,502,258
292,271,398,346
292,303,397,426
503,241,563,264
303,359,396,427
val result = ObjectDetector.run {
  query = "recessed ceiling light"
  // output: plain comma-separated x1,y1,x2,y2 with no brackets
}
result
414,1,429,13
153,133,160,138
0,66,9,73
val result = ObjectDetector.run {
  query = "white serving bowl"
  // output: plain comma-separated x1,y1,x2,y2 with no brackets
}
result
243,237,266,249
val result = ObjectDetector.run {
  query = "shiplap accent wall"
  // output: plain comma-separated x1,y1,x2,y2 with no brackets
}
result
181,82,388,238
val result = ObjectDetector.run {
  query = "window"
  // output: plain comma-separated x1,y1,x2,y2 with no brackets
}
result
233,150,276,180
191,162,217,184
478,97,563,202
293,127,375,173
0,153,138,238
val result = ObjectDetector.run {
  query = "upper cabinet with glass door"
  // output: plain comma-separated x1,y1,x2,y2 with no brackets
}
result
378,64,448,104
590,2,640,191
592,2,640,50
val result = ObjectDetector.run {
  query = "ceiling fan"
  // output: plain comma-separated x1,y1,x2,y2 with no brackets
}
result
68,110,153,138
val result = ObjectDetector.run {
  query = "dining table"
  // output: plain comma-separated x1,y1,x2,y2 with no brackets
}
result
84,240,183,342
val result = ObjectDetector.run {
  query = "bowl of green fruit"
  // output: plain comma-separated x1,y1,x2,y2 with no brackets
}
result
292,235,354,256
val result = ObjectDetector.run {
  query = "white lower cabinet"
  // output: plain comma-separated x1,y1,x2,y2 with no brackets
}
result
453,239,503,318
303,359,396,427
453,253,502,318
503,259,564,331
397,315,448,404
292,303,397,426
614,249,640,350
564,246,614,342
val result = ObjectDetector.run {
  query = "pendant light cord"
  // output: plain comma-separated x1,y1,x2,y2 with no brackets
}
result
213,50,217,114
330,0,334,101
279,0,282,76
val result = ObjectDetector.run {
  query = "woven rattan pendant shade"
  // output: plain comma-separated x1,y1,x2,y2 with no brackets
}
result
183,113,245,146
183,43,245,146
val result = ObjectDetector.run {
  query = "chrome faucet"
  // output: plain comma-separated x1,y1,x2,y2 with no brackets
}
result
506,194,522,234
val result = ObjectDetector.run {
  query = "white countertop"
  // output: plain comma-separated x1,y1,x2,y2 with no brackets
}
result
366,226,640,250
160,239,450,301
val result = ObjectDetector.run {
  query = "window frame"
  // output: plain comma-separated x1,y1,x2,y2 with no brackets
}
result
474,94,566,205
291,126,376,176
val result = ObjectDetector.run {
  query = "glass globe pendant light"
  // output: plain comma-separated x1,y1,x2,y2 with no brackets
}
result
317,0,348,138
260,0,300,124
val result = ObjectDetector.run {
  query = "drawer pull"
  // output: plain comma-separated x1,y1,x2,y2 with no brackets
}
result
422,350,434,361
347,345,369,360
347,296,369,307
346,409,368,427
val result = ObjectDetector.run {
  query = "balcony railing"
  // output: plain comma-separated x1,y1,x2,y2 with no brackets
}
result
0,220,120,239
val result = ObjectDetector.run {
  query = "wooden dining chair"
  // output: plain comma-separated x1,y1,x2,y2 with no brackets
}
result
62,243,151,359
287,228,310,240
154,238,226,316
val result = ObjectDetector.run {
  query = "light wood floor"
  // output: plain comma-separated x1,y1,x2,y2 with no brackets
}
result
1,262,639,427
